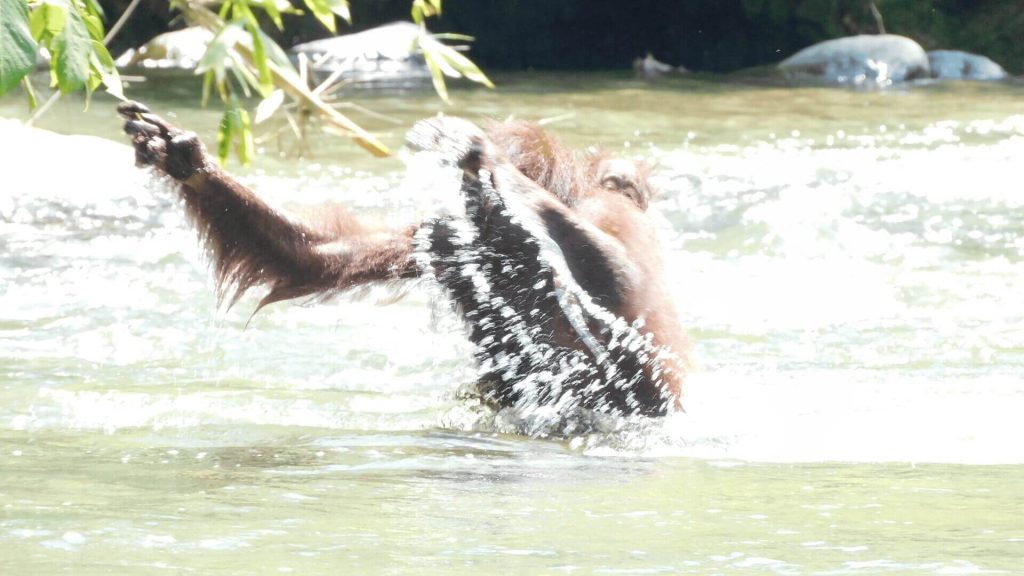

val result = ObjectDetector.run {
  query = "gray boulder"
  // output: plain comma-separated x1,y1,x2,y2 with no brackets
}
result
927,50,1007,81
289,22,432,90
778,34,930,87
116,27,213,69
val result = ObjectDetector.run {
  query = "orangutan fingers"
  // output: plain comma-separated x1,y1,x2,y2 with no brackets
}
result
133,133,166,168
164,132,208,181
117,100,151,118
124,119,161,138
137,113,183,139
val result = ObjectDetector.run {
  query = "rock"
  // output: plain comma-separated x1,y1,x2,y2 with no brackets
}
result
115,27,213,69
0,120,141,206
778,34,930,87
633,53,688,79
927,50,1007,81
289,22,433,90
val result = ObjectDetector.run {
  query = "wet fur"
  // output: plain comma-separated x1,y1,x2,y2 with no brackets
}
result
119,102,688,419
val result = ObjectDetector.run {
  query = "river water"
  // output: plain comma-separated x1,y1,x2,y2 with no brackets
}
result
2,74,1023,574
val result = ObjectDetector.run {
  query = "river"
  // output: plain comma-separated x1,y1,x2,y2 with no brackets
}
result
2,73,1023,574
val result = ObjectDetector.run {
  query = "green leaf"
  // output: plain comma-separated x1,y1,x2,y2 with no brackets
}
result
422,45,447,102
217,108,234,164
302,0,336,33
197,20,241,74
201,69,214,107
30,1,66,43
0,0,39,95
232,0,260,28
253,89,284,124
327,0,349,23
170,0,390,157
260,0,283,29
431,32,475,42
416,31,494,102
252,25,293,69
217,102,254,165
227,51,259,97
82,0,104,20
411,0,441,24
89,38,123,99
80,7,104,42
227,62,254,98
247,20,273,96
50,0,92,93
236,106,254,163
197,19,247,101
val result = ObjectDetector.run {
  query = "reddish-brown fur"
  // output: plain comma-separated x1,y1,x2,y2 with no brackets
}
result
119,102,689,418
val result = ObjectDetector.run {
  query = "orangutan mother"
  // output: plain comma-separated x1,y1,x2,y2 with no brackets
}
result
118,101,689,419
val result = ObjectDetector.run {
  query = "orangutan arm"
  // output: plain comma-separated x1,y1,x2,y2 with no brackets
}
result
119,101,419,311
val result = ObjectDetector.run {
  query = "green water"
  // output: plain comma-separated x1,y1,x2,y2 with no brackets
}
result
2,73,1024,574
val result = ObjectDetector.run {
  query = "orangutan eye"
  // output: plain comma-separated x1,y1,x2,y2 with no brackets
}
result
623,186,646,208
601,175,627,190
601,174,646,209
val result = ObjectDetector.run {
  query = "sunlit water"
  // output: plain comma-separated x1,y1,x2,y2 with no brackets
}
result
2,73,1023,574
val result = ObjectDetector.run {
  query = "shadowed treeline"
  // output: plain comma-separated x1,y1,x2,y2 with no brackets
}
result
98,0,1024,75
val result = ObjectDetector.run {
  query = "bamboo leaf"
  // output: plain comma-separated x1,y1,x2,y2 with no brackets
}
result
261,0,283,30
302,0,336,33
240,43,390,156
415,31,494,102
217,102,255,165
197,19,252,102
236,106,254,163
422,44,447,102
443,50,493,87
0,0,39,95
254,26,293,69
254,88,284,124
227,57,256,98
197,20,243,75
411,0,441,24
233,0,260,28
217,107,234,164
327,0,349,23
177,0,389,157
431,32,475,42
247,20,273,96
201,68,214,106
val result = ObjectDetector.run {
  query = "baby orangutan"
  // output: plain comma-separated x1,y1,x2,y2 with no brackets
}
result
118,101,689,420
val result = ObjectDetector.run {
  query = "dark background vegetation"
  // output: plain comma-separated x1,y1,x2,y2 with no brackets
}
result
99,0,1024,74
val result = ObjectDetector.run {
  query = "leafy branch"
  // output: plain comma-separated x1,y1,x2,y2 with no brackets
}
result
1,0,123,109
0,0,493,162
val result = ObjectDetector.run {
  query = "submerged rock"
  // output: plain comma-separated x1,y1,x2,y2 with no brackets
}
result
289,22,432,90
116,27,213,69
778,34,930,87
927,50,1007,81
